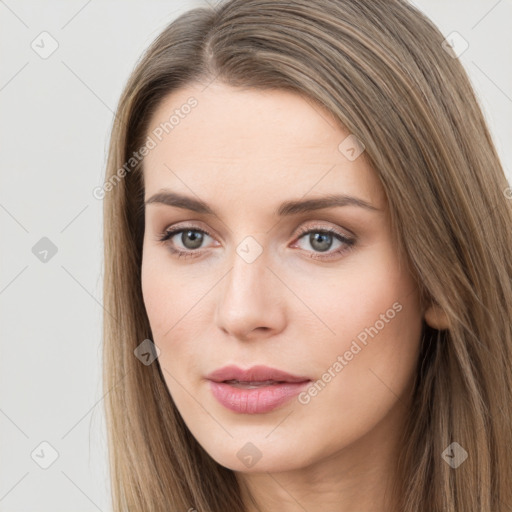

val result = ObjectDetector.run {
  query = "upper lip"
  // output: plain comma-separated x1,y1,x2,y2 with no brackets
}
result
206,365,311,383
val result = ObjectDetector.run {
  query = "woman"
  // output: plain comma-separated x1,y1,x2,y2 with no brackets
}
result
101,0,512,510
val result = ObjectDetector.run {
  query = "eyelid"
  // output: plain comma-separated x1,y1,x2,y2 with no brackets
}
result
156,220,356,260
159,219,354,240
294,221,355,240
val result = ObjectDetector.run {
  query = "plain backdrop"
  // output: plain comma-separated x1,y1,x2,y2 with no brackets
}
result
0,0,511,510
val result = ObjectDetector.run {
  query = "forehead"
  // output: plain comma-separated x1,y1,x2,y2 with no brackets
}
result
142,82,385,210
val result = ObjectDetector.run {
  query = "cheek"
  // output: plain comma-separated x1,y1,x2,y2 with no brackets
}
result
140,246,211,370
288,268,422,457
140,246,189,352
141,245,193,332
140,251,195,408
141,250,168,335
306,244,418,341
307,243,422,398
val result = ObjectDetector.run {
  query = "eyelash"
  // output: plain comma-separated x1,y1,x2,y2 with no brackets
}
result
156,224,356,261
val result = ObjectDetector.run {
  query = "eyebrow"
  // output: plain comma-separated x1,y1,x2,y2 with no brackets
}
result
144,190,381,216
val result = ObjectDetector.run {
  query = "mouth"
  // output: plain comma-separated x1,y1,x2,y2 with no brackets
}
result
205,365,312,414
206,364,311,384
222,379,299,389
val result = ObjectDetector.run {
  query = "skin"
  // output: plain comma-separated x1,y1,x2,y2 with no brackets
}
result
141,81,426,512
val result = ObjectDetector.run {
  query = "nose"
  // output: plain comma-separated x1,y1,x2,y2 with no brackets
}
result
214,244,286,341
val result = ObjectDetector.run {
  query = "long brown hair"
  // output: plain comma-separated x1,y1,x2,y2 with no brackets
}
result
102,0,512,510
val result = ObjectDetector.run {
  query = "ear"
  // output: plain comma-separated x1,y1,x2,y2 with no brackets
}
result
424,303,450,330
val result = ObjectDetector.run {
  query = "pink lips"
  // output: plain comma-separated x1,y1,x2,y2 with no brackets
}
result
206,365,311,414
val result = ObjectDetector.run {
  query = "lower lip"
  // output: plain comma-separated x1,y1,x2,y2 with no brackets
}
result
208,380,311,414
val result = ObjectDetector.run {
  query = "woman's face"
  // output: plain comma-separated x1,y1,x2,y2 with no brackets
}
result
141,81,424,474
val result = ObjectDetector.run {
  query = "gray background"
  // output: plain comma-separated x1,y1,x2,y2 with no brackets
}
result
1,0,511,510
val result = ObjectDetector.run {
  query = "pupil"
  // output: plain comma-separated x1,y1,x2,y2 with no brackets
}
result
183,230,203,249
310,232,332,252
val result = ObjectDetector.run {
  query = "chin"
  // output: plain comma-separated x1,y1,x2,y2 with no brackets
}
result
195,432,317,474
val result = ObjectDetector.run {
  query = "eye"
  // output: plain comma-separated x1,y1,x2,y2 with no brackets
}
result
156,226,215,258
292,225,356,260
155,224,356,260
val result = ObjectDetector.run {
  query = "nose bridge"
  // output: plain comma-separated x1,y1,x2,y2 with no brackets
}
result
214,234,284,338
224,237,270,307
